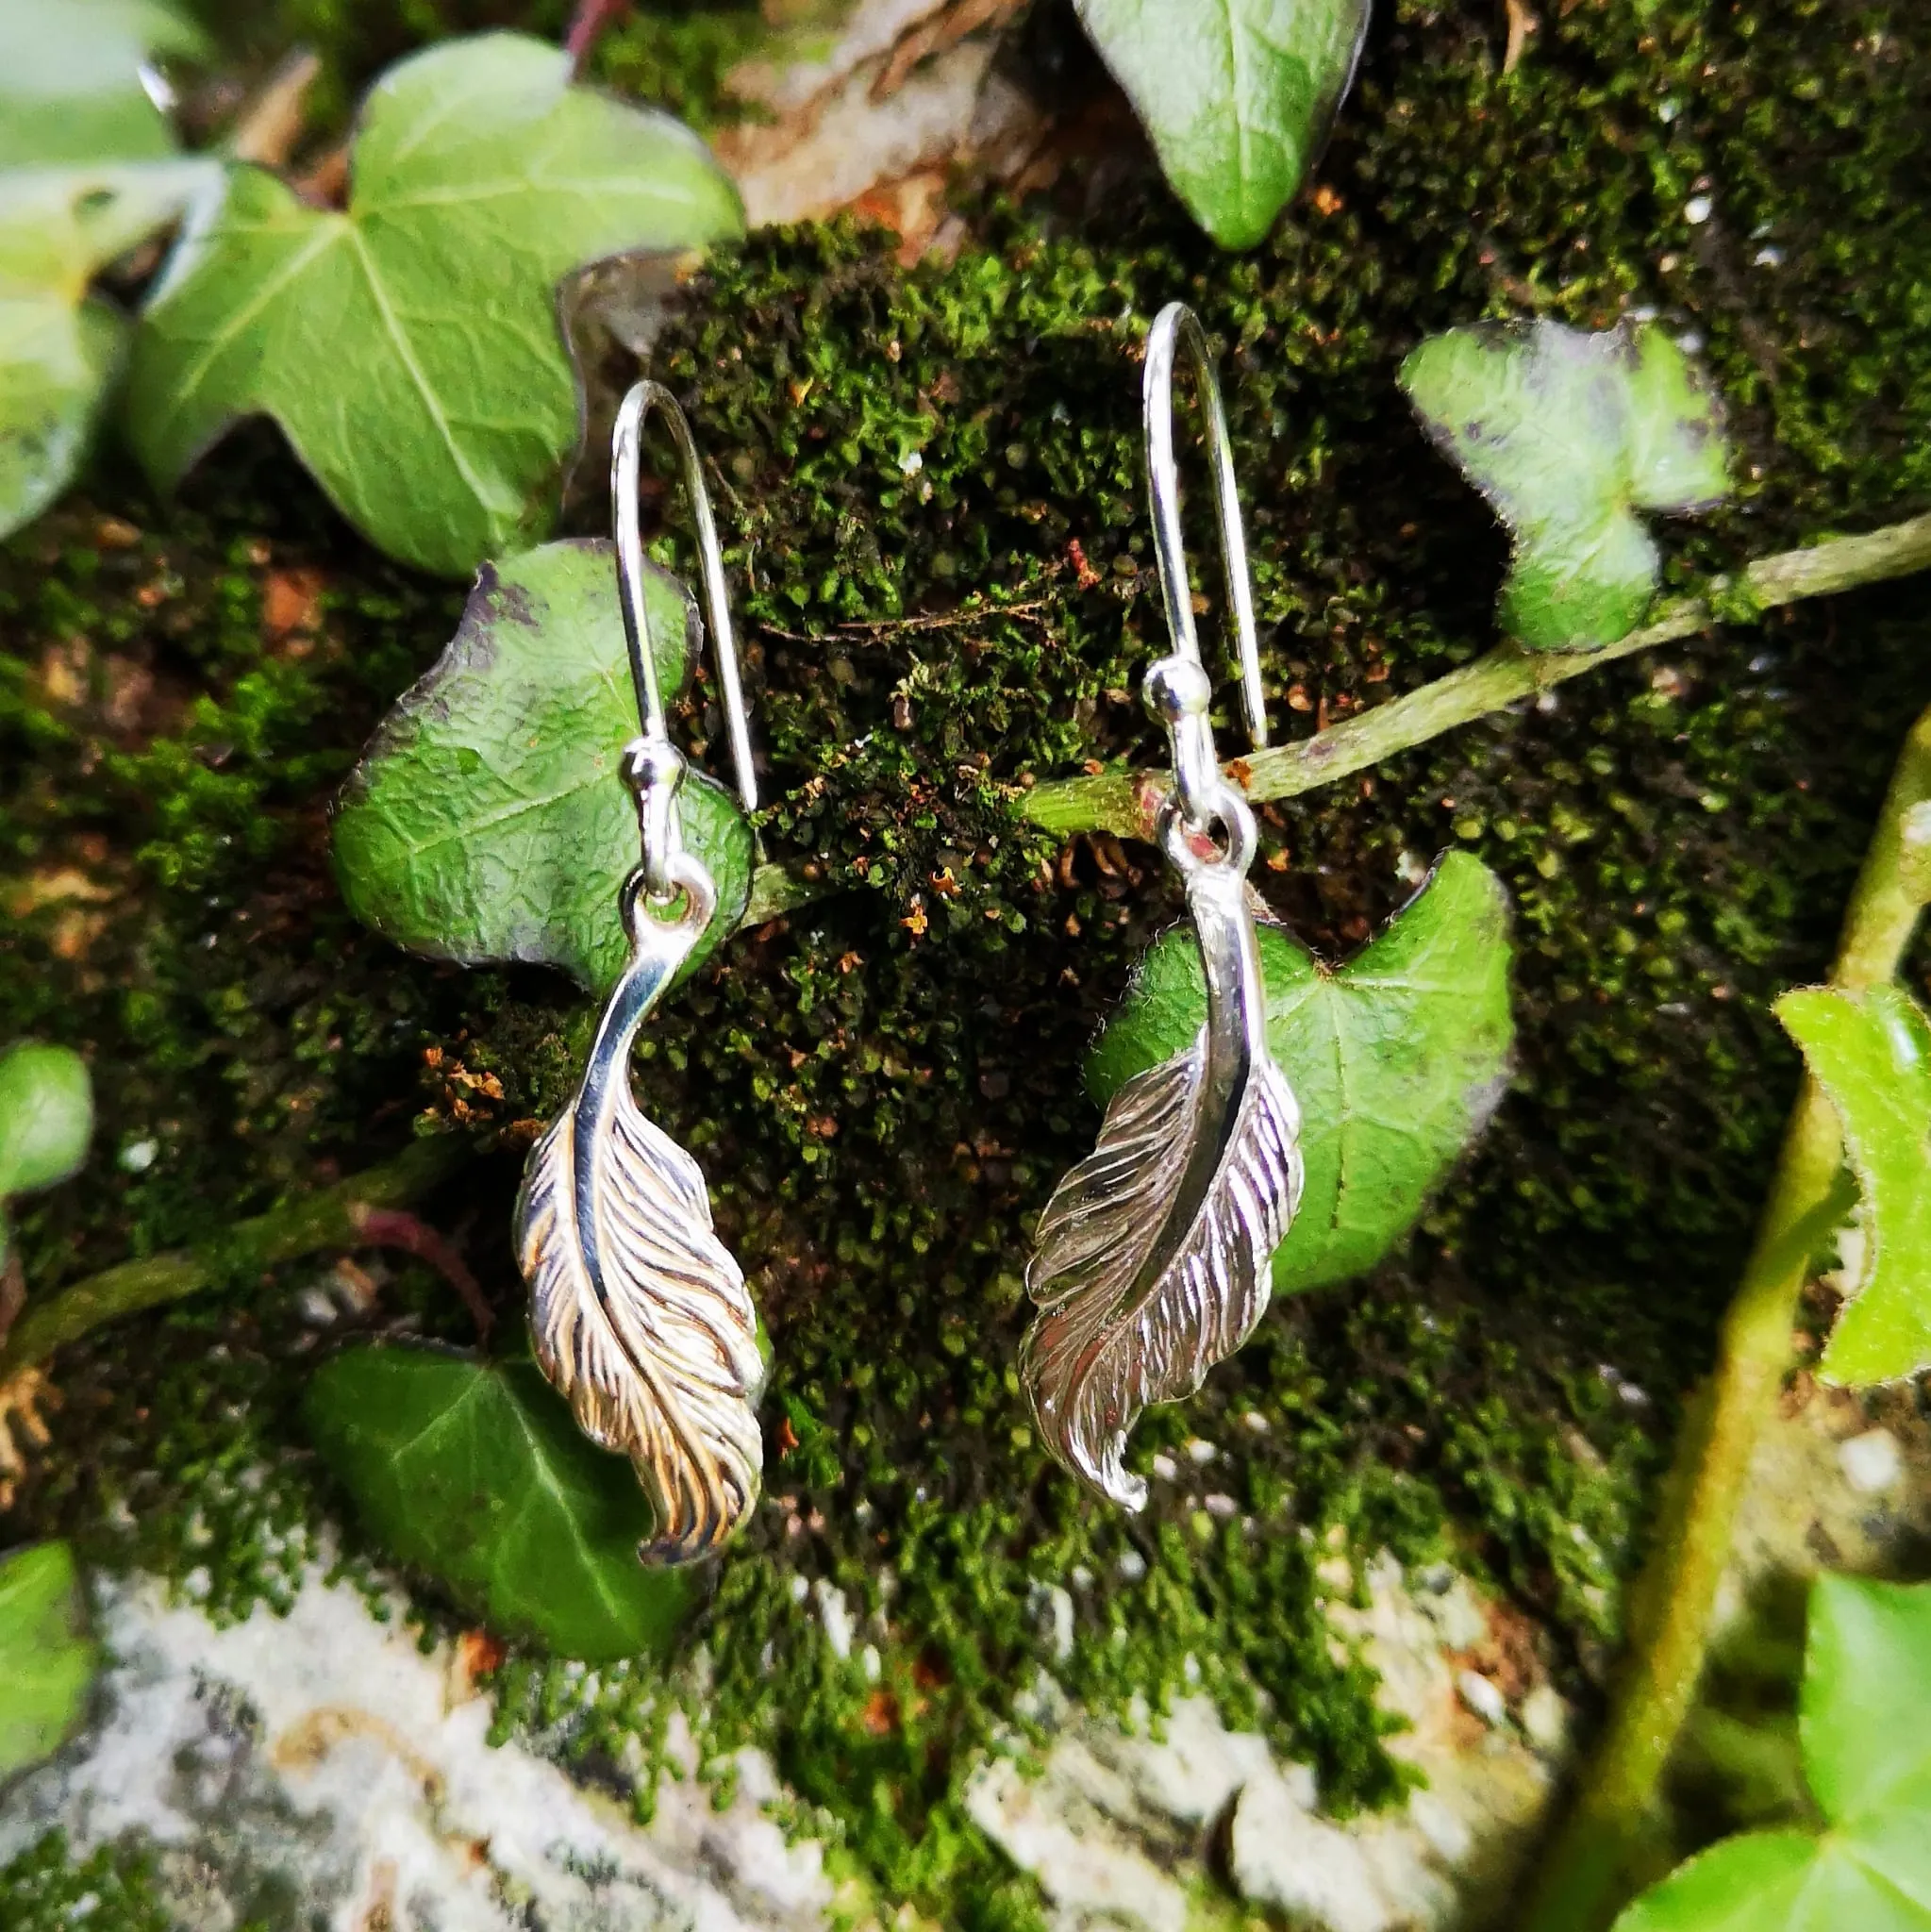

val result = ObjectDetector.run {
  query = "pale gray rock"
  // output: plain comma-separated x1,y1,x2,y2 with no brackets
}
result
1837,1425,1903,1496
11,1385,1923,1932
1031,1582,1075,1665
1715,1384,1931,1637
1229,1765,1451,1932
963,1747,1190,1932
1086,1692,1273,1832
1456,1671,1509,1731
1519,1684,1573,1758
967,1555,1568,1932
0,1569,832,1932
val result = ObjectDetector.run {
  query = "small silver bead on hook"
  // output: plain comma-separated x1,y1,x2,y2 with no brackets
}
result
1140,305,1267,852
609,379,759,904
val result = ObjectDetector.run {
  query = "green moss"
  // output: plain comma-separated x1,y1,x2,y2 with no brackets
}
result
188,0,799,139
33,1318,330,1624
3,0,1929,1921
585,2,804,134
0,484,466,1264
0,1831,176,1932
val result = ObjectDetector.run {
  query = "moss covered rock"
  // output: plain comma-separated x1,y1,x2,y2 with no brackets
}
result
2,0,1928,1923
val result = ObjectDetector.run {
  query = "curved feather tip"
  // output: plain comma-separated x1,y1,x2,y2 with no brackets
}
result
1022,1029,1303,1508
517,1069,765,1565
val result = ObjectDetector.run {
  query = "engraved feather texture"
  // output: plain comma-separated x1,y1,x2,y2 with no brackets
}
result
1022,866,1303,1509
515,942,764,1565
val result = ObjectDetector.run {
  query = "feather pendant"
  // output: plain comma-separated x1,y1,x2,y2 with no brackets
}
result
516,917,764,1564
1022,863,1303,1508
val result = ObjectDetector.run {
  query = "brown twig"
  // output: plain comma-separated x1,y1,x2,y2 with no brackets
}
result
757,566,1064,648
1503,0,1539,75
347,1204,494,1340
833,599,1056,636
872,0,1029,101
0,1251,24,1355
565,0,630,75
228,48,322,168
0,1367,56,1512
292,142,350,208
755,604,1054,646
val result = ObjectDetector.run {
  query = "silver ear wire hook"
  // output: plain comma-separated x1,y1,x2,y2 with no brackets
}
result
611,380,758,902
1142,303,1266,749
1015,304,1304,1510
512,383,770,1567
1141,303,1268,843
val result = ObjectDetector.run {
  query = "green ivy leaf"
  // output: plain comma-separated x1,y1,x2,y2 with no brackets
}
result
0,159,215,541
125,32,743,578
1614,1574,1931,1932
1400,320,1730,652
1086,851,1514,1296
1074,0,1367,250
0,1541,99,1782
0,0,207,168
0,1042,94,1202
1774,983,1931,1386
307,1346,702,1660
333,541,753,997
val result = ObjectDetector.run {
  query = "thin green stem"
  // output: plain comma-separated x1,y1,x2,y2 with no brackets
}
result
740,514,1931,918
1523,701,1931,1932
0,1135,470,1383
14,524,1931,1532
1018,512,1931,843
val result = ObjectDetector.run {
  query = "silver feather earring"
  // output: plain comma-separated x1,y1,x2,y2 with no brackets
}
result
1021,302,1306,1511
515,380,766,1567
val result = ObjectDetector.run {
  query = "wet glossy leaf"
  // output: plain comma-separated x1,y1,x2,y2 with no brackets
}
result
305,1346,702,1662
0,0,206,167
1775,983,1931,1386
0,1541,99,1782
1615,1574,1931,1932
0,1042,93,1202
333,541,754,997
1401,320,1730,651
1087,851,1513,1296
125,32,743,577
1075,0,1367,249
0,159,214,541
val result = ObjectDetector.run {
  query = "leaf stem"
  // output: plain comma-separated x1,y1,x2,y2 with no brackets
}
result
0,1136,471,1384
14,524,1931,1489
1018,512,1931,843
225,47,322,168
1522,699,1931,1932
348,1203,494,1340
739,516,1931,923
564,0,627,75
0,1250,24,1353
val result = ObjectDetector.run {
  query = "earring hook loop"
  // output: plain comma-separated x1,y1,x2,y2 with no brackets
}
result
1141,302,1269,757
610,379,758,902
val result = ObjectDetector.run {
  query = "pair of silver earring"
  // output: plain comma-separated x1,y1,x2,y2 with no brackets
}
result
516,303,1304,1568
